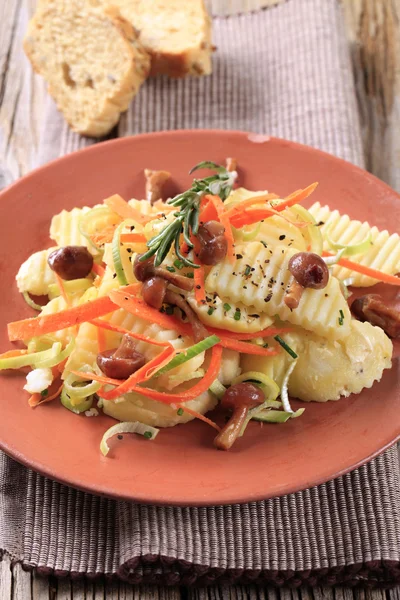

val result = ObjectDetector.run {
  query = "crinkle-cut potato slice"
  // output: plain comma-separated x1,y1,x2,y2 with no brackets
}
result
218,349,241,385
128,198,158,217
64,322,99,375
24,1,150,137
50,207,91,250
16,248,57,296
206,242,351,339
187,295,273,333
38,295,80,346
309,202,400,286
288,321,392,402
102,390,217,428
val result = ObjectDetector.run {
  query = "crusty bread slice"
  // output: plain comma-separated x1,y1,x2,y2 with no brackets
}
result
24,0,151,137
100,0,213,77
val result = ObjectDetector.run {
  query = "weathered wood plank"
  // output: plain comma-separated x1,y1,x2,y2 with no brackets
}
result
11,563,31,600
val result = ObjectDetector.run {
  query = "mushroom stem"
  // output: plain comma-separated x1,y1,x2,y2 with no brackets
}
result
284,279,304,309
214,406,249,450
154,267,194,291
164,290,208,342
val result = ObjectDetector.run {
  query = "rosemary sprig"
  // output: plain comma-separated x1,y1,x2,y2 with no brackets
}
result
139,161,237,268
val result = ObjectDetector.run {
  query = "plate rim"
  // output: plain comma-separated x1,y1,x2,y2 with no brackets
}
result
0,129,399,506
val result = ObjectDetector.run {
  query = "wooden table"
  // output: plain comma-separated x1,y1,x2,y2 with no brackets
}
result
0,0,399,598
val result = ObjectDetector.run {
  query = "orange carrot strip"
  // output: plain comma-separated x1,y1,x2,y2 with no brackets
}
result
69,370,122,386
109,290,191,335
199,198,218,224
104,194,145,223
218,338,280,355
28,381,63,408
120,233,147,243
322,252,400,285
92,263,106,278
55,273,71,308
176,404,221,432
90,225,119,246
223,193,280,219
8,296,118,342
100,346,176,400
274,182,318,212
0,349,27,359
91,319,172,347
99,345,223,404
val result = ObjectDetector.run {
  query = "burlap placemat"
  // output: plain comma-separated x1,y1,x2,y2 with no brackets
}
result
1,0,400,587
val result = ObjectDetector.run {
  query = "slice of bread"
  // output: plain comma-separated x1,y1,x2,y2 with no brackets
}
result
101,0,213,77
24,0,151,137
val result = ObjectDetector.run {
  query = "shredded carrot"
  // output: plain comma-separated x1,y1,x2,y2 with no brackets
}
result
54,273,71,308
100,346,176,400
274,182,318,212
28,381,63,408
223,193,280,219
176,404,221,432
91,319,172,347
199,198,218,224
109,290,191,335
92,263,106,278
120,233,147,244
69,370,122,386
322,252,400,285
98,345,223,405
0,349,27,360
96,325,107,353
8,296,118,342
104,194,145,223
218,338,280,355
56,358,68,374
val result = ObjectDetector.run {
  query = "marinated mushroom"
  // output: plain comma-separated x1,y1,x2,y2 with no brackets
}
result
48,246,93,280
351,294,400,338
96,335,146,380
197,220,228,265
144,169,171,205
214,382,265,451
226,157,237,172
134,254,194,291
141,276,168,309
164,290,208,342
284,279,304,309
288,252,329,290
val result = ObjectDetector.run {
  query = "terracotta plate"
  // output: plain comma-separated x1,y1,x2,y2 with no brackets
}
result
0,130,399,506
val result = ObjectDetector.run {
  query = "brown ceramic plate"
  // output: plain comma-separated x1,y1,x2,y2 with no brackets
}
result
0,130,399,506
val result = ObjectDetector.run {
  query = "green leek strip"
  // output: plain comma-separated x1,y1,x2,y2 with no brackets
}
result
0,342,62,371
280,359,298,414
152,335,221,378
253,407,305,423
326,226,372,257
242,222,262,241
61,387,93,414
233,371,280,401
27,335,58,354
323,248,346,266
100,422,159,456
22,292,43,311
112,220,137,286
48,278,92,300
287,204,323,255
34,337,75,369
63,372,101,405
209,379,226,399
